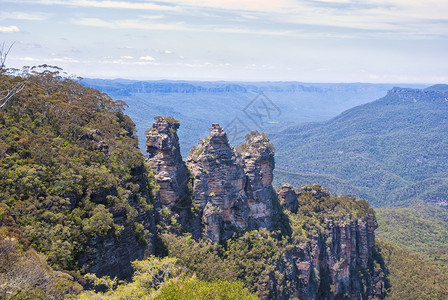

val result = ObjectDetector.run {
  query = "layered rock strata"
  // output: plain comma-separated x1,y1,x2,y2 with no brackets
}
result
237,131,277,230
186,123,249,241
146,117,189,208
145,119,386,299
273,185,384,299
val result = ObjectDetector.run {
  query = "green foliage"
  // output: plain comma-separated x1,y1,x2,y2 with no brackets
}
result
272,88,448,207
376,200,448,254
82,204,114,236
377,239,448,299
133,222,149,246
78,255,255,300
160,188,376,298
376,200,448,275
0,67,153,271
156,276,258,300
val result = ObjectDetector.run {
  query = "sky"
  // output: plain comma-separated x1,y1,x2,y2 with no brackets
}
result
1,0,448,83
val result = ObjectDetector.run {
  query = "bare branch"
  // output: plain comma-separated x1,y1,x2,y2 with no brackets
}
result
0,81,26,109
0,42,27,109
0,41,15,71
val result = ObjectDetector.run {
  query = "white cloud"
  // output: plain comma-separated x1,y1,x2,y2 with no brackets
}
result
6,0,177,11
0,25,20,33
19,56,39,61
71,17,114,28
0,11,50,21
139,56,155,61
164,50,173,54
120,56,133,59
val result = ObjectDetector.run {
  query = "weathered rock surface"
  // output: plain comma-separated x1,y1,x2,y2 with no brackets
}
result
146,117,189,208
146,119,386,299
269,184,385,299
287,215,384,300
79,210,154,279
277,183,298,213
187,124,249,241
79,164,156,280
237,131,277,230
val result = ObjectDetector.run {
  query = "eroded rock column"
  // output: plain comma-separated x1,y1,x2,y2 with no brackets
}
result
237,131,276,230
146,117,189,208
187,123,249,242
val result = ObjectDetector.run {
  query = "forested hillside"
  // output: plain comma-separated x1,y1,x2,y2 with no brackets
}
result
0,66,159,298
272,86,448,207
1,68,446,299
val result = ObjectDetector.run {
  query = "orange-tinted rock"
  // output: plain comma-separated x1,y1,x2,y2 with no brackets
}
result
146,117,189,208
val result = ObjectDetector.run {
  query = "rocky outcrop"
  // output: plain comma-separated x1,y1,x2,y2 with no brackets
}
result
79,164,156,280
277,183,298,213
146,117,189,208
270,185,385,300
283,216,384,300
237,131,277,230
185,126,281,242
146,119,386,298
79,210,154,279
186,124,249,241
297,184,330,200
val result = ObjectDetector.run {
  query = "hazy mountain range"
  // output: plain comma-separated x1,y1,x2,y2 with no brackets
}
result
81,79,425,155
81,79,445,207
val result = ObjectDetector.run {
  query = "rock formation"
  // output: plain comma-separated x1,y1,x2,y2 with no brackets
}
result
146,119,386,298
237,131,277,230
186,123,249,241
146,117,189,208
272,184,385,299
297,184,330,200
277,183,299,213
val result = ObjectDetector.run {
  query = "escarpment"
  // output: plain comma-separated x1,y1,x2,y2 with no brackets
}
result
146,117,189,208
144,118,386,299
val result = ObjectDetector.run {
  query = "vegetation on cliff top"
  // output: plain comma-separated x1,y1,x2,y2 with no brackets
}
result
2,67,445,299
0,67,153,273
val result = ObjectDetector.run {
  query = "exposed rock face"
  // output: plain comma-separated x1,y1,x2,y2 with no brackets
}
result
79,210,154,279
269,184,385,299
287,215,384,300
146,117,189,208
297,184,330,200
187,124,249,241
237,132,277,230
146,119,386,298
79,164,156,280
185,126,280,242
277,183,298,213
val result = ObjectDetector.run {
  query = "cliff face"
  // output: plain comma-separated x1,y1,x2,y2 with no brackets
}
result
277,183,298,213
237,132,278,230
78,163,156,280
186,124,250,241
146,119,386,298
272,185,385,300
146,117,189,208
284,217,384,300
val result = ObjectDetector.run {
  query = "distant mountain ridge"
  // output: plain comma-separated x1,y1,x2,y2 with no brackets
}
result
272,84,448,207
81,79,425,157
